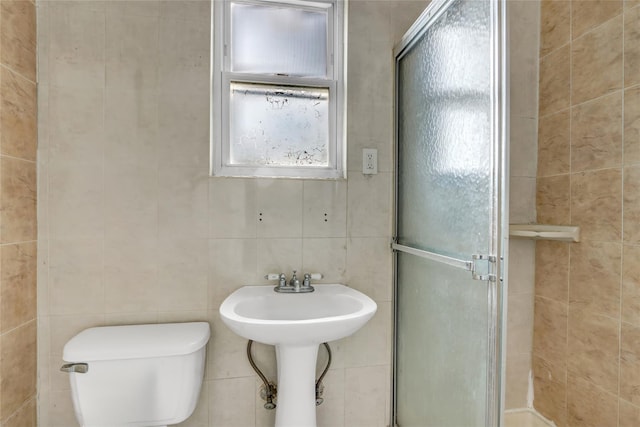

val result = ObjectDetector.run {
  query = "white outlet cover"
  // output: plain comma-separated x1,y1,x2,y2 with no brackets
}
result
362,148,378,175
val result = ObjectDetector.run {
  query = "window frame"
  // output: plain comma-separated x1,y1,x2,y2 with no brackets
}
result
211,0,346,179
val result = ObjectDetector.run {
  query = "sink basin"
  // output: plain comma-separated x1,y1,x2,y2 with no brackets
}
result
219,284,377,427
219,284,377,345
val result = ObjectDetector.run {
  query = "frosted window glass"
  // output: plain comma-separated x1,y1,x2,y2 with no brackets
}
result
230,2,329,77
397,0,492,259
229,82,329,167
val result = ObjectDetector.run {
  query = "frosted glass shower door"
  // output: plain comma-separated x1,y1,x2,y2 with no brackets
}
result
393,0,507,426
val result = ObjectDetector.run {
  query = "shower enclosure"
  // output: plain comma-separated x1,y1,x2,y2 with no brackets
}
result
392,0,508,426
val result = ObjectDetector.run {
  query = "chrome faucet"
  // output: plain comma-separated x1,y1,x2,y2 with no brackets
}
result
266,271,320,293
289,271,300,291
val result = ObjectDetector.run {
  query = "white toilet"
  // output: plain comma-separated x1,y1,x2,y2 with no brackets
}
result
61,322,210,427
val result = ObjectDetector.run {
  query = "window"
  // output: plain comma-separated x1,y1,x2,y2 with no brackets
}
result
211,0,345,179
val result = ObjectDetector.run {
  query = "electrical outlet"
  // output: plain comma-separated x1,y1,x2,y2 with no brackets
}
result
362,148,378,175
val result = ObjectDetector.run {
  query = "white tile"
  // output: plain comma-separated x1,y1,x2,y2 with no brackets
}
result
507,292,534,356
344,365,390,427
105,8,159,92
157,16,210,94
343,301,391,368
39,387,52,427
48,159,104,239
104,238,158,314
508,239,536,295
505,353,532,410
302,238,347,284
348,1,391,47
156,238,209,312
176,376,209,427
106,0,160,18
37,82,50,158
37,242,50,319
38,320,53,394
316,343,339,377
48,240,104,316
391,0,429,42
158,167,209,239
255,380,277,427
256,179,303,238
48,2,105,89
49,353,70,393
346,238,393,302
159,1,212,23
347,40,393,108
49,314,106,357
38,316,52,359
208,317,256,380
104,87,159,167
49,389,80,427
208,238,258,309
316,368,345,427
104,164,158,239
209,377,256,427
347,173,392,238
248,341,278,381
46,314,105,391
48,85,103,137
156,310,209,324
209,178,257,239
509,176,537,224
510,116,538,177
321,339,346,371
157,86,210,168
256,238,303,280
303,180,347,238
508,0,540,119
48,86,104,163
104,312,158,326
346,104,393,173
37,2,50,86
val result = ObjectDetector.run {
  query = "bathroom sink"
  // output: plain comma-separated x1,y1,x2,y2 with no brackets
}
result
219,284,377,346
220,284,377,427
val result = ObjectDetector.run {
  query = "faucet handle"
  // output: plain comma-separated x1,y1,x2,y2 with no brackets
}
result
302,273,322,288
264,273,282,280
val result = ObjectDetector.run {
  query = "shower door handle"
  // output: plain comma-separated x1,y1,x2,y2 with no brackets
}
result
391,242,496,282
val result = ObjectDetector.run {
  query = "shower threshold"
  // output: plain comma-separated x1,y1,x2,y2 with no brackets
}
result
504,409,556,427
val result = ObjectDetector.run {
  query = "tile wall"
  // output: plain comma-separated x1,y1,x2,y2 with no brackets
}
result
36,1,427,426
0,1,38,426
533,1,640,425
505,0,540,410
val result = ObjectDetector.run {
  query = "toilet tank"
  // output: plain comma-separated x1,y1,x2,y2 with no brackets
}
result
62,322,210,427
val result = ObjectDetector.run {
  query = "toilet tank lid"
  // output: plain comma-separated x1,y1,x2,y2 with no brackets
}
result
63,322,211,362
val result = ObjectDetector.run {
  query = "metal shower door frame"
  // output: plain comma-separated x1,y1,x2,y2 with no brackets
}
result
390,0,509,426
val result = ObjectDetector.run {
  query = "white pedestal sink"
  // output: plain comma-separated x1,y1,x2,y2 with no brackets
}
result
219,284,377,427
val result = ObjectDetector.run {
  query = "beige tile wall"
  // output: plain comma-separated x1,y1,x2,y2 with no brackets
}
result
533,1,640,425
36,1,427,426
505,0,540,410
0,1,38,426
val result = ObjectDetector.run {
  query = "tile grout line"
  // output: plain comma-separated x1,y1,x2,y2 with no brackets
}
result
617,5,627,426
565,0,572,420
